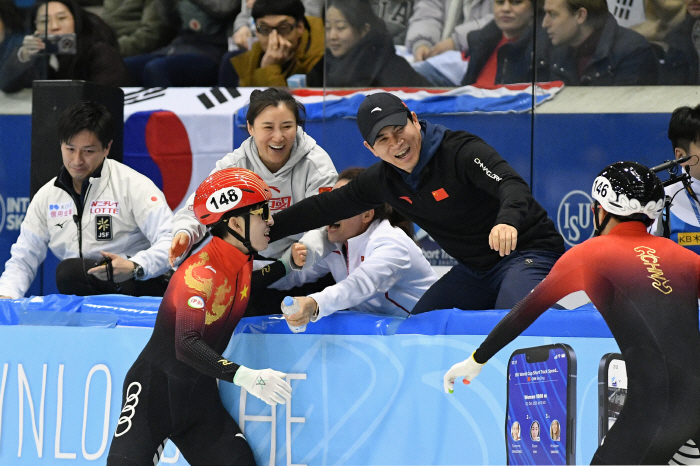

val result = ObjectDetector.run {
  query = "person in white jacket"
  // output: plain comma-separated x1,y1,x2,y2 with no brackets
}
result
0,101,173,299
282,167,438,324
169,87,338,314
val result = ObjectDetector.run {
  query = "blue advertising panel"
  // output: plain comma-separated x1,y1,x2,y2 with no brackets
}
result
0,324,621,465
221,333,619,466
0,115,40,296
0,326,153,464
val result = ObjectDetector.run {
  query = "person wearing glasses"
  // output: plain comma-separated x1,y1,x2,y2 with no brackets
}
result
229,0,323,52
224,0,324,86
107,168,293,466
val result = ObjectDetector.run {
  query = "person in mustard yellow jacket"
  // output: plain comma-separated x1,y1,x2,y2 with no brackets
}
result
228,0,324,86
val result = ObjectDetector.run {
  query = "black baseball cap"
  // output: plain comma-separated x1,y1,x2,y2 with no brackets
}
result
356,93,412,146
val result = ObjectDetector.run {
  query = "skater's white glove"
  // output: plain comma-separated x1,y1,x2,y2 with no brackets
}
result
444,353,484,394
234,366,292,405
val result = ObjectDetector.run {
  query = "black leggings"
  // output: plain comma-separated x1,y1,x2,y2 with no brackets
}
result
55,258,169,297
107,359,255,466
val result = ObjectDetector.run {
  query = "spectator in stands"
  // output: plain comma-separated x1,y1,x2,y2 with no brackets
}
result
406,0,494,61
543,0,659,84
0,0,27,75
306,0,432,87
223,0,323,87
0,0,128,94
280,168,437,326
371,0,415,44
632,0,686,46
651,105,700,246
460,0,549,85
102,0,176,57
0,102,173,299
169,88,337,315
230,0,322,51
124,0,239,87
661,0,700,84
269,92,565,314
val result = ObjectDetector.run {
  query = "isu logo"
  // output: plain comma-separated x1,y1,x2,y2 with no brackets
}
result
114,382,142,437
557,190,594,247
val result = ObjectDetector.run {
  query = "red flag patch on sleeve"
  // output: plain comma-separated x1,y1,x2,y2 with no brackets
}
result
319,187,332,193
432,188,449,201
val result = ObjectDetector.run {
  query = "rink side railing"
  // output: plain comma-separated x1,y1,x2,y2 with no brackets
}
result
0,294,619,465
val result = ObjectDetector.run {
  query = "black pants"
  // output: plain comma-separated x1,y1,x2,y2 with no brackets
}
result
411,250,561,313
55,258,169,297
107,358,256,466
591,347,700,464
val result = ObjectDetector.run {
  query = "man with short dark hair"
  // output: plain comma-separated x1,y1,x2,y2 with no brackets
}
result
543,0,659,84
277,92,565,324
651,105,700,250
0,101,173,299
227,0,324,86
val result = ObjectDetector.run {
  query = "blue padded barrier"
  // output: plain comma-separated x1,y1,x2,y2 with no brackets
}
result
395,305,612,337
0,294,613,338
80,295,161,327
234,310,405,335
0,294,161,327
236,304,613,337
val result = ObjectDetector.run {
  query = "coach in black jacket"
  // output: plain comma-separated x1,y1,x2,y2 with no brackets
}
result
270,92,565,316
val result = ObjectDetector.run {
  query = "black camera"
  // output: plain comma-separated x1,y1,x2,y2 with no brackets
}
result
36,33,77,55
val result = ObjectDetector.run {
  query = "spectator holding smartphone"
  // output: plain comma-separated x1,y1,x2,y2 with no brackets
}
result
0,0,128,93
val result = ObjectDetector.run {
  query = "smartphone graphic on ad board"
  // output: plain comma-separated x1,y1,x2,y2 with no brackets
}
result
506,344,577,465
598,353,626,446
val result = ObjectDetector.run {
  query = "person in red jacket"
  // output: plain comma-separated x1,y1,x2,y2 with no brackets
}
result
444,161,700,464
107,168,292,466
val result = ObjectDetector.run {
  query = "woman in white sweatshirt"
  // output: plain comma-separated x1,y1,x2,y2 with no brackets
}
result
280,167,438,323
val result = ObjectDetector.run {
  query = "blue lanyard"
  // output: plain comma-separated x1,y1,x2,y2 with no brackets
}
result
684,188,700,225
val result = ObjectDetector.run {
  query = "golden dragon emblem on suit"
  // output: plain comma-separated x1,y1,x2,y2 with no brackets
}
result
184,252,234,324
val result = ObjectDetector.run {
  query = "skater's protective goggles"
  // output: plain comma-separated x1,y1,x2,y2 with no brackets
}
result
248,203,271,222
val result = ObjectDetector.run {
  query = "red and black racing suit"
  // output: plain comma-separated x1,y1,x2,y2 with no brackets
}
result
107,237,256,466
474,222,700,464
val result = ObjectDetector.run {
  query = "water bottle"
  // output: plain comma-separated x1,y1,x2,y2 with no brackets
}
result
281,296,306,333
